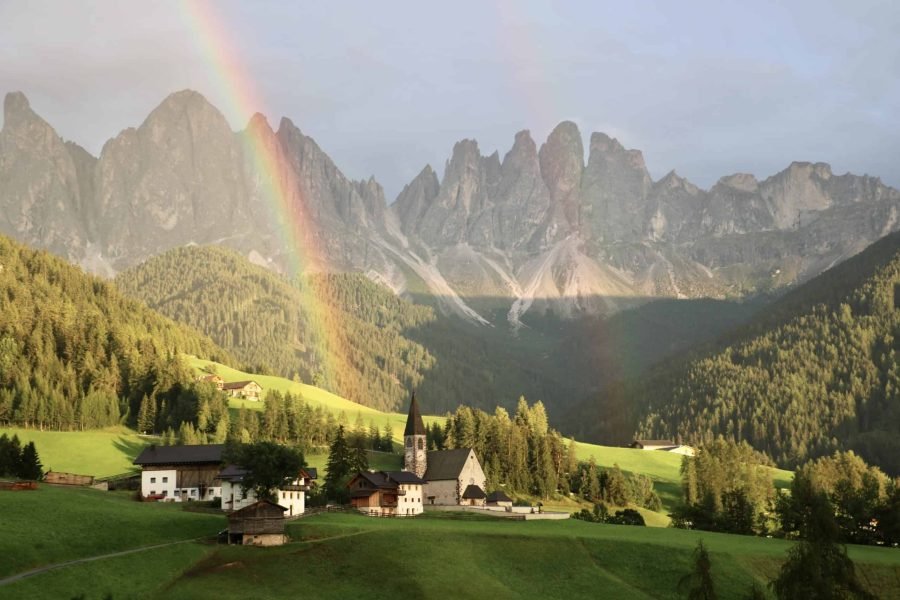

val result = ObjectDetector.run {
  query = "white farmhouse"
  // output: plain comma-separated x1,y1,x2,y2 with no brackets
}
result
133,444,224,502
217,464,314,516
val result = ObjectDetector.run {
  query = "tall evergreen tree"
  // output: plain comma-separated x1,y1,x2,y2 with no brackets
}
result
324,425,352,502
18,441,42,480
678,541,717,600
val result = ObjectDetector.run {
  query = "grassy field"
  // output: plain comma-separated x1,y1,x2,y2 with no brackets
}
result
0,426,150,478
2,487,898,600
0,485,223,578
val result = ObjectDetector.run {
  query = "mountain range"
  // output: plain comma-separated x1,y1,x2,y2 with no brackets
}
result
3,89,899,328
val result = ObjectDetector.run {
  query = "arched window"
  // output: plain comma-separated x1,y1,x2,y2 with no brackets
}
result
417,438,424,450
405,437,412,448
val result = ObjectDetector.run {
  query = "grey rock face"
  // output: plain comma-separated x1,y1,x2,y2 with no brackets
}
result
2,89,900,325
0,92,88,260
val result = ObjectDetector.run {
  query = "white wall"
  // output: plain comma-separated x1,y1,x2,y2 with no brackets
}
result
221,478,305,515
397,483,423,515
142,469,177,499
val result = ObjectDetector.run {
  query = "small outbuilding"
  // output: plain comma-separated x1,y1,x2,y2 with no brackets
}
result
222,380,262,400
226,500,288,546
485,490,513,508
461,484,487,506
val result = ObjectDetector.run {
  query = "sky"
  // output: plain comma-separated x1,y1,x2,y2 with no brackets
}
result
1,0,898,199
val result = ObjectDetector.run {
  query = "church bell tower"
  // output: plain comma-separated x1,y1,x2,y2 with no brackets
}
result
404,391,427,478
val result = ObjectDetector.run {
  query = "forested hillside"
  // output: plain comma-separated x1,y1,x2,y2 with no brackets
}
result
0,234,229,431
577,231,900,475
116,246,441,412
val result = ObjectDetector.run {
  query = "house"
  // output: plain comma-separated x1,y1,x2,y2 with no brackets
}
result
630,439,677,451
222,380,262,400
197,374,224,391
226,500,287,546
217,464,312,516
486,490,513,508
348,470,426,516
403,392,487,506
133,444,224,502
630,439,696,456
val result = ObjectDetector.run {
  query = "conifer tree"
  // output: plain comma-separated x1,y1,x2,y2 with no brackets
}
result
678,541,717,600
18,441,43,480
324,425,352,502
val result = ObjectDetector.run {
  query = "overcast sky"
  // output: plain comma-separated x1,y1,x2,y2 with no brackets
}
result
1,0,898,199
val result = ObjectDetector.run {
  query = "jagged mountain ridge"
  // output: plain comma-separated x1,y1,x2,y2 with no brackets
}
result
2,89,899,326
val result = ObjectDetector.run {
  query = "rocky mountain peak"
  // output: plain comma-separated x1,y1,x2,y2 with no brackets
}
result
539,121,584,229
717,173,759,193
3,91,33,126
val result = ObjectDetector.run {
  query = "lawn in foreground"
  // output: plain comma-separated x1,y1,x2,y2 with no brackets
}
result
0,485,224,578
156,512,900,600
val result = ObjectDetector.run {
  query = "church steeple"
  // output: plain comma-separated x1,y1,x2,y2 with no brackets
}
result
404,391,427,478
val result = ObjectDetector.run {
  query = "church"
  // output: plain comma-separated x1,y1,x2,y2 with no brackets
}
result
404,393,487,506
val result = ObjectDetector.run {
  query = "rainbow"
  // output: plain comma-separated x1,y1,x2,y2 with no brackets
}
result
180,0,346,393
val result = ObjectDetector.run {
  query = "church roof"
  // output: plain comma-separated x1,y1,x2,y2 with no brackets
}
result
404,392,426,436
424,448,473,481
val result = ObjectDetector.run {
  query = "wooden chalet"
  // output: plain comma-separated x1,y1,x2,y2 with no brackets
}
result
348,470,426,516
226,500,287,546
197,374,225,390
629,439,677,451
222,380,262,400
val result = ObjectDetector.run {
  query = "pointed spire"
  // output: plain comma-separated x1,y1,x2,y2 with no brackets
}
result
404,391,426,436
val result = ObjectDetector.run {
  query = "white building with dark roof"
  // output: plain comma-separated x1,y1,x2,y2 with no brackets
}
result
133,444,225,502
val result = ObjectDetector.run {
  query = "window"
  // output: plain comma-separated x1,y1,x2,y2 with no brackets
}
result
150,490,156,495
150,477,156,484
162,477,168,483
405,438,412,448
174,490,180,496
417,438,424,450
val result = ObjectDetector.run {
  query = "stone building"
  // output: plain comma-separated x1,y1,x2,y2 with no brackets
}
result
402,393,487,506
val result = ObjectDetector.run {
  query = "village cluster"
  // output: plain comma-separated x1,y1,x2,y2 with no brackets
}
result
132,380,694,546
133,393,516,545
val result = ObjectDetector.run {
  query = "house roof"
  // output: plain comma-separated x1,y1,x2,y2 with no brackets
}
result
632,439,676,447
424,448,473,481
133,444,225,466
222,380,258,390
404,392,427,437
216,464,249,482
229,499,287,519
300,467,318,480
462,484,486,500
385,470,425,485
486,490,513,503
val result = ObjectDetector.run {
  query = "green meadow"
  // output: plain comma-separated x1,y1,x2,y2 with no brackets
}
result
2,486,899,599
0,426,150,478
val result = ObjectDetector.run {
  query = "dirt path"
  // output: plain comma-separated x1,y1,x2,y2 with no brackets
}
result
0,537,206,587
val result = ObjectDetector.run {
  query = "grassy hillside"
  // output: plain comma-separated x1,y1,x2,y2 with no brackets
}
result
2,487,898,599
0,426,148,478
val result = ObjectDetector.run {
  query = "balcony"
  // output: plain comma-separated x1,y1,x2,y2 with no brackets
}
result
281,485,310,492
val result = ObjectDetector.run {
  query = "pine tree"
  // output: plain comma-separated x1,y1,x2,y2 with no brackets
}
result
324,425,352,502
770,491,875,600
18,442,43,480
678,541,717,600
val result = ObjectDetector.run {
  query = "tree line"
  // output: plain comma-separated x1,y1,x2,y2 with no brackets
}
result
0,433,43,480
0,235,230,434
672,439,900,547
